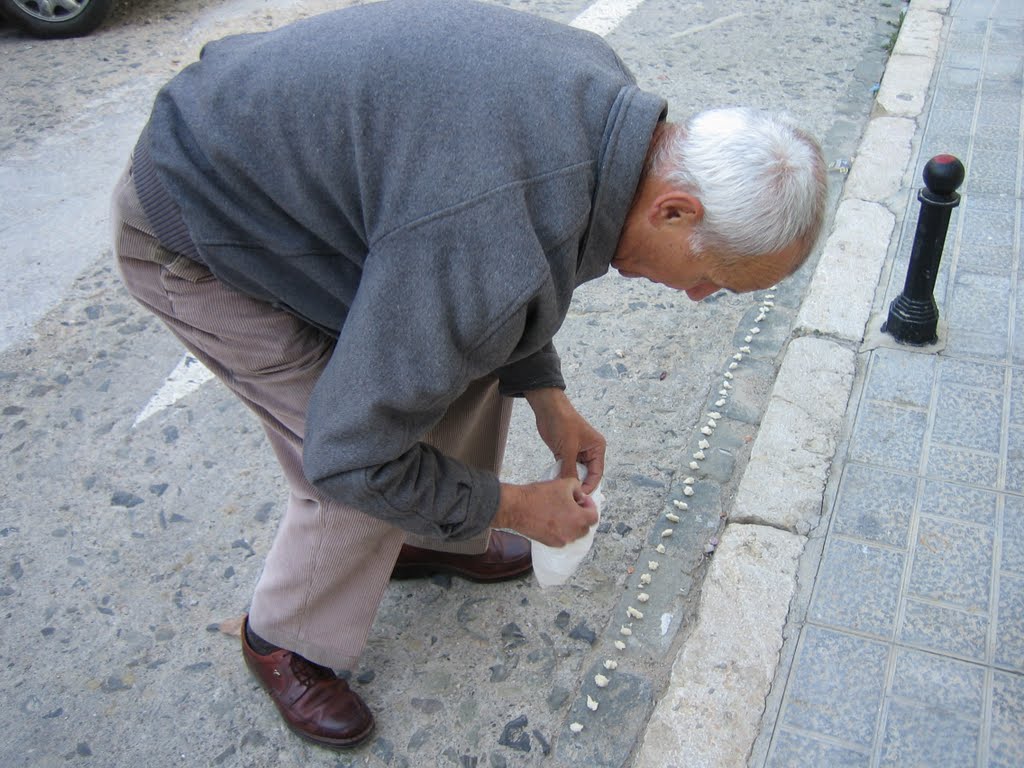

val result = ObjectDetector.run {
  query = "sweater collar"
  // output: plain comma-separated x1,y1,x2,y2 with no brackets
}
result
576,85,667,286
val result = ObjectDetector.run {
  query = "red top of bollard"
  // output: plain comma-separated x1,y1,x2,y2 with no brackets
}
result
923,154,965,196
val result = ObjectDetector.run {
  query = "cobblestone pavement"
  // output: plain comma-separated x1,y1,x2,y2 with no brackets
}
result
752,1,1024,765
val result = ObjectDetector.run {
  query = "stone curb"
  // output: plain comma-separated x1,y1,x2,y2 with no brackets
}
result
795,199,896,342
631,0,947,765
843,117,917,203
730,337,857,535
632,524,805,768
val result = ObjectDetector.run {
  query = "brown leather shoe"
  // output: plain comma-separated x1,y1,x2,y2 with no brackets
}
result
241,616,374,748
391,530,532,582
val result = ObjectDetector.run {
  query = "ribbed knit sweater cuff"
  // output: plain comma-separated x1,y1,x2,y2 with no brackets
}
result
132,124,203,264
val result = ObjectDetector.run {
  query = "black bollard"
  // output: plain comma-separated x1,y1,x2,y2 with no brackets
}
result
882,154,966,345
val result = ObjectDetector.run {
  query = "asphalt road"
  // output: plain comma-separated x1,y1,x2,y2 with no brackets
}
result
0,1,906,766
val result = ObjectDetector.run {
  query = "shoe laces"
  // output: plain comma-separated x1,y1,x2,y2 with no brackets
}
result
289,653,337,687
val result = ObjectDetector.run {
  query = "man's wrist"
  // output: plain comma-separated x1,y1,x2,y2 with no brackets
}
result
494,483,525,531
524,386,568,411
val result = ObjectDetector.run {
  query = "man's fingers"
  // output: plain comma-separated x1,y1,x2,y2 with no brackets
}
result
557,448,584,482
579,455,605,493
572,486,593,506
577,432,606,492
572,485,600,531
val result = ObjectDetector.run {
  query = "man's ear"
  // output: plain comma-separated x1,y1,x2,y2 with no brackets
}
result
650,191,703,228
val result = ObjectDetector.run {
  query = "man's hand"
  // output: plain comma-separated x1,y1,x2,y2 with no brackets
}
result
524,387,606,493
493,479,599,547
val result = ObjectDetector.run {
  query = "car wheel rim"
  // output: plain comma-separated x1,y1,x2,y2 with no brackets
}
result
13,0,88,22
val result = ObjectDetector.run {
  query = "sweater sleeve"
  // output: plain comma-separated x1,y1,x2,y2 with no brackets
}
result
302,177,585,540
494,341,564,397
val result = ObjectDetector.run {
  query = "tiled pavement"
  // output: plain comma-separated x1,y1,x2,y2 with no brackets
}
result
760,1,1024,765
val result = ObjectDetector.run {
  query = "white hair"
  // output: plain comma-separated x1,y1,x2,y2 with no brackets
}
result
653,107,827,262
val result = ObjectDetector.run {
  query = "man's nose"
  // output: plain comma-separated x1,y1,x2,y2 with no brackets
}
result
685,282,719,301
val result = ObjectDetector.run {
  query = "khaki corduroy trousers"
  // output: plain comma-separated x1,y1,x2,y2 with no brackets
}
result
111,161,514,669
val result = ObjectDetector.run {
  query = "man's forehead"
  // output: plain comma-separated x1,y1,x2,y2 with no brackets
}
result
716,245,803,293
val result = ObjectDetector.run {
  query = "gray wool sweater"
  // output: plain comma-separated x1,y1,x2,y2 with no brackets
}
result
133,0,666,540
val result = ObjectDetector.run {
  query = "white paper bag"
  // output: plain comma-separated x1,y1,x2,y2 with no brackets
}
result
531,462,604,588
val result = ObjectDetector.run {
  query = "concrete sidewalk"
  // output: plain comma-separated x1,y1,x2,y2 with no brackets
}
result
634,0,1024,765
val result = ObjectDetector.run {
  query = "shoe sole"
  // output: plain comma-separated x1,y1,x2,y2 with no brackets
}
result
390,562,533,583
285,716,375,749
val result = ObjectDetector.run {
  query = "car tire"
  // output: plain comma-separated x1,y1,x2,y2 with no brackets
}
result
0,0,113,38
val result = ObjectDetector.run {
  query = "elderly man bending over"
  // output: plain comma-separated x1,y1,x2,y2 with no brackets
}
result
111,0,826,749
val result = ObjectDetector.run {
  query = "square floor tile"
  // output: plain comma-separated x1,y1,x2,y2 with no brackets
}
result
929,108,975,134
1016,314,1024,367
909,516,994,612
766,729,869,768
946,51,983,69
936,63,979,88
989,21,1024,48
1011,370,1024,426
878,699,980,767
948,16,987,34
926,444,999,488
963,152,1020,197
982,49,1024,75
780,627,889,748
989,671,1024,768
947,297,1012,338
919,480,998,527
863,349,935,409
958,205,1015,247
939,357,1006,387
948,270,1012,322
995,573,1024,671
931,88,978,111
972,168,1016,200
834,464,916,548
942,31,983,53
951,3,994,23
977,101,1021,129
1005,427,1024,493
957,244,1016,274
931,382,1003,453
891,647,985,720
979,79,1022,102
1002,495,1024,574
972,124,1019,152
849,402,927,473
811,539,904,638
900,599,988,661
965,192,1018,217
944,329,1009,361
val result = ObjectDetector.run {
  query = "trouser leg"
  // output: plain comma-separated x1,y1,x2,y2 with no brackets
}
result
112,163,513,669
250,377,512,667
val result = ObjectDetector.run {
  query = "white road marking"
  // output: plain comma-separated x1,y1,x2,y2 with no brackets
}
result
133,353,215,427
136,0,652,427
571,0,647,36
671,12,744,38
